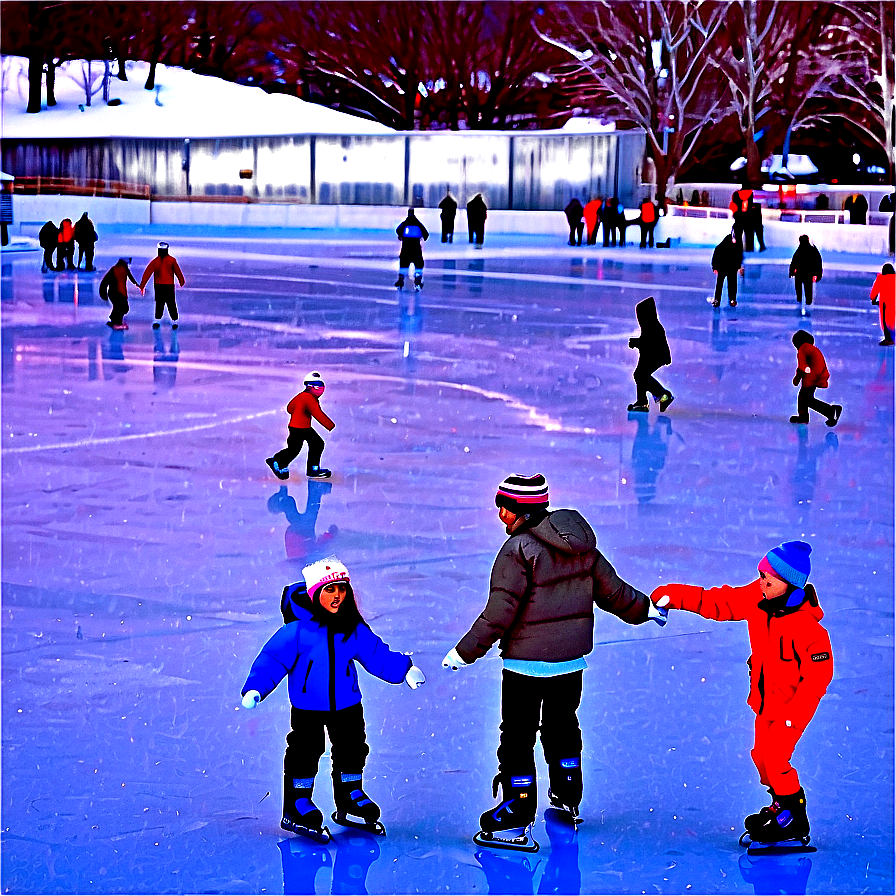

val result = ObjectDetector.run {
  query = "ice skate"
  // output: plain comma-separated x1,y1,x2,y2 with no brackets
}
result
547,758,583,825
307,465,332,479
331,776,386,836
826,405,842,427
729,298,737,307
473,774,539,853
739,788,814,855
627,403,649,413
414,273,423,291
266,457,289,480
657,392,674,412
152,320,161,329
395,275,405,289
281,777,331,844
743,788,777,834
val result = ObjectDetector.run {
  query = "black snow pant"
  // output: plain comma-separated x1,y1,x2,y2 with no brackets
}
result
41,246,56,270
567,221,584,246
634,363,667,405
639,221,656,248
76,242,95,269
108,290,129,326
714,270,738,304
795,278,814,304
441,220,455,242
496,669,583,778
273,426,325,474
587,221,599,245
469,223,485,245
285,703,369,780
56,242,74,270
399,245,424,275
797,386,834,422
154,284,179,322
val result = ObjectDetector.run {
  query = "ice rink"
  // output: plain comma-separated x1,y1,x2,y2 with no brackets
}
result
2,226,893,895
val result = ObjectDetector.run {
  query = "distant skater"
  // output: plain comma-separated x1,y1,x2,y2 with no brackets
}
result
74,212,98,270
627,296,673,413
711,231,744,307
564,198,584,246
583,198,602,246
439,190,457,243
790,330,841,427
99,258,138,330
394,208,429,290
467,194,487,247
39,220,58,272
870,263,895,345
267,371,336,480
140,241,185,328
56,218,75,271
789,235,823,306
638,197,658,248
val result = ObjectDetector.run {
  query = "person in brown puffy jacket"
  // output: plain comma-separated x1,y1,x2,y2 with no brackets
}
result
442,473,666,849
790,330,841,426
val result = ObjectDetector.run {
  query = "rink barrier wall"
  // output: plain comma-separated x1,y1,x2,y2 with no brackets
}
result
11,194,891,255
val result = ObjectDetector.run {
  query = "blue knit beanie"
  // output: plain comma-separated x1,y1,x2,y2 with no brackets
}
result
763,541,812,588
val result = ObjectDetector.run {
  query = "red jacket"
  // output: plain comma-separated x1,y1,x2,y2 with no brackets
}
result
57,219,74,243
796,343,829,389
583,199,602,230
871,273,895,330
140,255,185,289
652,580,833,731
287,391,335,431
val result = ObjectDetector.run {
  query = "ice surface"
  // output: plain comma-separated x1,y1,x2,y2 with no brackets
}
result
2,230,893,894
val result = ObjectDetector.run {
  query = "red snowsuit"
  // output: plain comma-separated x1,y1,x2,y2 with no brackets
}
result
286,391,335,431
794,343,829,389
651,580,833,796
870,273,895,335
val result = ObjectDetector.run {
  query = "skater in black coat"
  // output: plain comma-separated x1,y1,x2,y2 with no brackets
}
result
73,212,98,270
467,194,487,246
395,208,429,289
711,231,745,306
628,296,673,412
789,235,823,306
38,220,58,272
564,198,584,246
602,197,618,247
438,190,457,243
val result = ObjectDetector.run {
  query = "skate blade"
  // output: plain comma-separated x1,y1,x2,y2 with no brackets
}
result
473,826,539,853
280,817,331,844
742,834,815,856
331,811,386,836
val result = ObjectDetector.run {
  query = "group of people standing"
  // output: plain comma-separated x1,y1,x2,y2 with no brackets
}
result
436,191,488,246
563,197,660,249
38,212,98,272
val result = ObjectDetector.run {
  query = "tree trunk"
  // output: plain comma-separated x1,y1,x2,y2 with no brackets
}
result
145,33,162,90
26,49,42,113
744,128,762,187
117,55,127,81
46,58,56,106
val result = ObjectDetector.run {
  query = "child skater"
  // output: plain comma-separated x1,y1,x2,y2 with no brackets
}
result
628,296,673,413
241,557,425,842
650,541,833,851
870,263,895,345
267,371,335,480
790,330,842,427
99,258,138,330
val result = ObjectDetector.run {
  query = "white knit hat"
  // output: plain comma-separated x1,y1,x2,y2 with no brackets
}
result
302,556,350,600
303,371,324,385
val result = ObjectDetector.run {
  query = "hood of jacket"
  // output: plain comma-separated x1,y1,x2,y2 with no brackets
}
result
636,296,659,329
527,508,596,555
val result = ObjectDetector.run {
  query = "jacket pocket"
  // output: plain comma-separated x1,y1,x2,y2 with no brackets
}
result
779,638,796,662
302,660,314,693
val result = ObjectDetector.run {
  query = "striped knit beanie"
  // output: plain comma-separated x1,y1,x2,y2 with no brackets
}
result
495,474,550,514
758,541,811,588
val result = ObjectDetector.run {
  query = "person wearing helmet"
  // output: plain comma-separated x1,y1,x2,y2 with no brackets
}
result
267,371,336,480
139,241,186,329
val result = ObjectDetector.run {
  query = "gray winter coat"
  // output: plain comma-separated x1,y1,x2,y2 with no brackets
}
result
455,509,650,663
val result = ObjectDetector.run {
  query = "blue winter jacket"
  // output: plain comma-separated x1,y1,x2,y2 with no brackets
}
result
243,583,412,712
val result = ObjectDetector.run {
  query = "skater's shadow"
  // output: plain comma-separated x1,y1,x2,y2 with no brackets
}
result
467,257,485,294
538,808,581,895
791,429,838,520
267,480,337,565
629,413,673,505
738,850,813,895
398,287,424,376
278,828,381,896
153,328,180,392
441,258,457,291
101,328,131,379
475,847,542,894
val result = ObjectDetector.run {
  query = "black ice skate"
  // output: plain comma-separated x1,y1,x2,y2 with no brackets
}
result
657,392,675,412
331,776,386,836
473,774,539,853
307,465,332,479
281,778,331,844
395,275,405,289
266,457,289,480
414,273,423,291
547,758,583,825
739,788,815,855
743,788,777,834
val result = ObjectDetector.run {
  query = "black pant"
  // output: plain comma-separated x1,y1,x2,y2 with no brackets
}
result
441,220,454,242
285,702,369,779
567,221,584,245
154,284,179,321
639,221,655,248
797,386,834,421
76,242,95,269
41,246,55,270
496,669,583,777
469,223,485,245
587,222,599,245
274,426,325,474
603,222,616,247
714,270,737,304
795,278,814,304
56,242,74,269
399,245,424,272
633,363,667,405
109,290,129,326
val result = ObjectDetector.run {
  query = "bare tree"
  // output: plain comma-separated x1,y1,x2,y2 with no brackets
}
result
534,1,729,201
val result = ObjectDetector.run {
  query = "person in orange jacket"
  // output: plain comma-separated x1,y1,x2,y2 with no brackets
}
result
56,218,75,270
638,197,658,248
139,241,186,329
790,330,841,426
267,371,336,480
650,540,833,848
870,262,895,345
583,198,602,246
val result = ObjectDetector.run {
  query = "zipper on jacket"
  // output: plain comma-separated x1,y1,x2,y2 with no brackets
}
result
328,628,336,712
301,660,313,693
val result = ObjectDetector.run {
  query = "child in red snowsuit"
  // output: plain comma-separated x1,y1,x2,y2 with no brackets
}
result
870,263,895,346
267,371,335,480
651,541,833,846
790,330,841,427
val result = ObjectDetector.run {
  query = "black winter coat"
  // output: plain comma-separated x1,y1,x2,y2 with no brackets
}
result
789,242,823,280
439,195,458,221
564,199,584,224
38,221,58,248
455,509,650,663
630,296,671,371
712,236,743,273
74,214,97,245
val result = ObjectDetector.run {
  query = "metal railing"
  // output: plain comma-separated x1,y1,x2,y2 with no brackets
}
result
12,177,150,200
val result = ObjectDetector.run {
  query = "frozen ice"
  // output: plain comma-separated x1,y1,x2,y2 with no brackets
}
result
2,229,892,894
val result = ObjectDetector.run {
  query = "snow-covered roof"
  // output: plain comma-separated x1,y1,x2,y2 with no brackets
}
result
0,56,395,138
0,171,13,181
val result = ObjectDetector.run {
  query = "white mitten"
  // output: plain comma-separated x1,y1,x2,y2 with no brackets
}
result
241,690,261,709
405,665,426,689
442,648,468,670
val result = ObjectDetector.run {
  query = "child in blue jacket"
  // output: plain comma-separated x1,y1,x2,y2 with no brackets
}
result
241,557,425,840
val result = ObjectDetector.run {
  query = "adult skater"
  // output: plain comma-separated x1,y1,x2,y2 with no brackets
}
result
627,296,673,413
443,473,667,851
564,198,584,246
394,208,429,290
73,212,98,270
602,197,618,247
790,330,841,426
241,557,424,843
438,190,457,243
139,241,186,328
749,197,766,251
711,230,744,307
638,197,658,248
650,541,833,853
99,257,138,330
467,193,487,247
267,371,336,480
870,263,895,345
56,217,75,270
583,197,602,245
38,219,58,272
730,186,752,250
843,192,868,224
789,235,823,306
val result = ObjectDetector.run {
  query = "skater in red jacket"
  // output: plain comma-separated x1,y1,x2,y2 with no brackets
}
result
790,330,841,426
140,241,186,329
651,541,833,851
267,371,335,480
870,263,895,345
